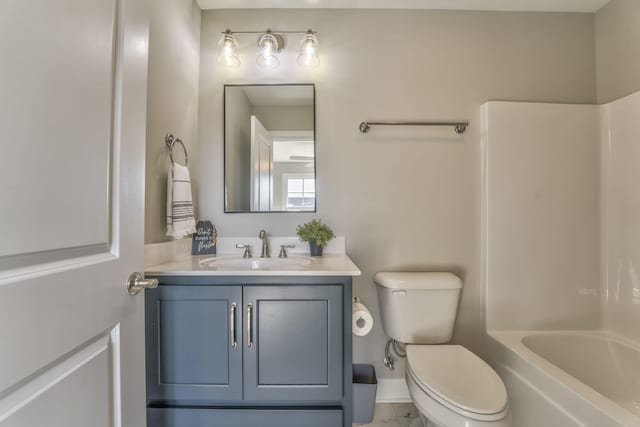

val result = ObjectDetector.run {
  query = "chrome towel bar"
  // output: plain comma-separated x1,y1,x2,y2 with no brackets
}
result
358,121,468,135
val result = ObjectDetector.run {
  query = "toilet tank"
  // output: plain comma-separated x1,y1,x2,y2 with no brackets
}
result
375,272,462,344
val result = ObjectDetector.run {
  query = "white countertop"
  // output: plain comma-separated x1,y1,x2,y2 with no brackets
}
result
145,253,361,277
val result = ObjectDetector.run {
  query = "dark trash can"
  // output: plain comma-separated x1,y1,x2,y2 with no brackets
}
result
352,364,377,424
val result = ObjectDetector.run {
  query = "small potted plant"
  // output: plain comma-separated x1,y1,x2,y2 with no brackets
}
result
296,219,335,257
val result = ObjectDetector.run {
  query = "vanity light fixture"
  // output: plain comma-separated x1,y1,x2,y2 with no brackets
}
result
219,29,319,69
218,30,240,68
256,31,280,69
298,30,320,68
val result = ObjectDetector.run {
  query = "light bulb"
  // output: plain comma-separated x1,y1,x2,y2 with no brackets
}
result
257,32,280,69
217,31,240,68
297,31,319,68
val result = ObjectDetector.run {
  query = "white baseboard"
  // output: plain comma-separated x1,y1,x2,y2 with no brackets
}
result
376,378,412,403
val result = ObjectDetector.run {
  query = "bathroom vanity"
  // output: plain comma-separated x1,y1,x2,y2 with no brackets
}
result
144,249,360,427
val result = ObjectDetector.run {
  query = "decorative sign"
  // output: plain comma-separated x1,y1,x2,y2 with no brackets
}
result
192,221,217,255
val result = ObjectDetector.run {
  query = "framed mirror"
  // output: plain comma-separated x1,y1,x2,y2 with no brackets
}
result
224,84,316,213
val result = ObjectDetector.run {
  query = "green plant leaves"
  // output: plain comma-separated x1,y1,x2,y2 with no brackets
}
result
296,219,335,248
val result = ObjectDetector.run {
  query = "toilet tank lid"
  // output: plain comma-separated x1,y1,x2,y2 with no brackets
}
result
374,272,462,290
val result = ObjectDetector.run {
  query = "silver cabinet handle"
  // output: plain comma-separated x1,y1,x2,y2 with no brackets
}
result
230,303,237,348
247,303,254,348
127,272,158,296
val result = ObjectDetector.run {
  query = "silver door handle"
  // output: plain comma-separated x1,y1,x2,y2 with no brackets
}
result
230,303,237,348
247,303,254,348
127,272,158,296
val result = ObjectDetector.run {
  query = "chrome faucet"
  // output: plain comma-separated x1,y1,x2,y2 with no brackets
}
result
258,229,269,258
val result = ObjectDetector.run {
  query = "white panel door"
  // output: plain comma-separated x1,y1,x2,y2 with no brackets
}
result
0,0,148,426
250,116,273,211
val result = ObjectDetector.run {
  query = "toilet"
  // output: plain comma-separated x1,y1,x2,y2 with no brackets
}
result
375,272,511,427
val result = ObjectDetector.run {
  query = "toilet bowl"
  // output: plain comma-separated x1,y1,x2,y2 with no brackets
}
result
374,272,511,427
405,345,511,427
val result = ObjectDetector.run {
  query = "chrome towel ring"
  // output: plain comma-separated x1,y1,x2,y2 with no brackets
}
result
165,133,188,166
170,138,188,165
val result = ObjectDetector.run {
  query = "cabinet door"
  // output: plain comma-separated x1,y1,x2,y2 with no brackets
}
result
243,285,343,401
146,285,242,402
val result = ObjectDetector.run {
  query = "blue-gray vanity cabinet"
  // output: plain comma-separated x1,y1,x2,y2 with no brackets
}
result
147,407,343,426
243,285,343,401
145,285,243,403
145,275,353,427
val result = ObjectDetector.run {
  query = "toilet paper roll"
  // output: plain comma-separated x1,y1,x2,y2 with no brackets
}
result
352,301,374,337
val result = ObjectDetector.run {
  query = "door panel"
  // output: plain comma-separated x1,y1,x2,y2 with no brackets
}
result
0,0,149,425
257,299,329,385
2,333,114,427
0,0,115,258
250,115,273,211
146,286,243,402
243,285,343,401
159,299,230,385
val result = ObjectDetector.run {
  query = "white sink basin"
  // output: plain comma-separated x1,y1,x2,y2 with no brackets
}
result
199,255,314,271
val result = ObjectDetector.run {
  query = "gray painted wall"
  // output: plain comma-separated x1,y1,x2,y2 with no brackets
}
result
225,88,252,211
196,9,597,379
596,0,640,103
144,0,201,243
253,106,314,131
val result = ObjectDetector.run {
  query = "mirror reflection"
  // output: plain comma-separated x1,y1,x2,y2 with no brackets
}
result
224,84,315,213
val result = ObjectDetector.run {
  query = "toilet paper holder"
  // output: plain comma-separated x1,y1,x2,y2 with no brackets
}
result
352,297,374,337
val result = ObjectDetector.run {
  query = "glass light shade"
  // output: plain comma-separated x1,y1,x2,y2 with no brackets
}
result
297,32,319,68
256,33,280,69
218,33,240,68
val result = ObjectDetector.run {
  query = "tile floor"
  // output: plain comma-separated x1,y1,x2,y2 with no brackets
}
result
353,403,420,426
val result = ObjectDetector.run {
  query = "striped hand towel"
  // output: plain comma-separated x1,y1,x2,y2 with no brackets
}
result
166,163,197,239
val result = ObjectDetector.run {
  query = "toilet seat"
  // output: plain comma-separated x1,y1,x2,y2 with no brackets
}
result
406,345,508,422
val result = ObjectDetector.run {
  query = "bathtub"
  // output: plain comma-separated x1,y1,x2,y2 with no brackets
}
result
489,331,640,427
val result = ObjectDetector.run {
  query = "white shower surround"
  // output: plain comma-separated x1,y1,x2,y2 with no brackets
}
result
481,90,640,426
